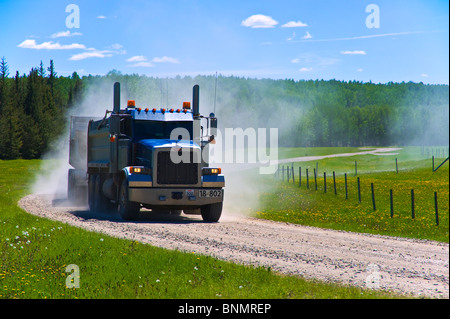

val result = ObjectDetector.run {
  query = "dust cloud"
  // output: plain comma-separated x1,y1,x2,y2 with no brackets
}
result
30,76,285,218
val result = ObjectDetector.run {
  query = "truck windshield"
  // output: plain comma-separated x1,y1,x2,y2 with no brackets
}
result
134,120,193,140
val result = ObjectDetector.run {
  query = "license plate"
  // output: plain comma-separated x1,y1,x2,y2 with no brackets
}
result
198,189,223,198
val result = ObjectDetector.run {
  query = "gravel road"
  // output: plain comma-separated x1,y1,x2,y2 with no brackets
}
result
19,193,448,299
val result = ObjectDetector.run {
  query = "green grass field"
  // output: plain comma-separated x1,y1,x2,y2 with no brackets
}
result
254,147,449,242
0,159,401,299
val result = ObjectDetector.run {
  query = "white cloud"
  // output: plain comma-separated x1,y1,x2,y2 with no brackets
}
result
357,68,364,72
97,15,107,19
420,73,429,77
291,58,301,63
299,67,312,72
69,50,113,61
241,14,278,28
126,55,148,62
18,39,86,50
303,32,313,39
281,21,308,28
152,56,180,64
51,31,83,38
341,50,367,55
128,62,154,68
287,32,296,41
125,56,154,67
110,43,124,50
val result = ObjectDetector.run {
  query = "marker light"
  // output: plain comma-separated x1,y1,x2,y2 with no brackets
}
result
202,167,221,175
169,108,174,113
145,108,149,113
161,108,166,114
152,108,157,113
127,100,136,108
176,109,181,113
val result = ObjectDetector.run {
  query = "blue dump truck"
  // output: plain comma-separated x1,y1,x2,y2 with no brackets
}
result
68,82,224,222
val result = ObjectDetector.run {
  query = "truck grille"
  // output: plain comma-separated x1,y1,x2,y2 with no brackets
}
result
156,151,198,185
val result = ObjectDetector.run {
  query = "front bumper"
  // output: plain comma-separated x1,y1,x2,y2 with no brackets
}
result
128,187,224,207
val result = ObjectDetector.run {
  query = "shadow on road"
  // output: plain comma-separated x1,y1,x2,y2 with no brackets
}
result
52,198,205,224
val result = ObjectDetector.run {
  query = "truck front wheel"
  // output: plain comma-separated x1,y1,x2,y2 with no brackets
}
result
118,179,140,220
201,202,222,222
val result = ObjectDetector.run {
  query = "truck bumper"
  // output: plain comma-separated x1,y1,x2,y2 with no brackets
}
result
128,187,224,208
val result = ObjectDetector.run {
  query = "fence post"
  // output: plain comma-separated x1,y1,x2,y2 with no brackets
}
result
411,189,415,220
292,166,295,185
355,161,358,176
435,192,439,226
299,167,301,187
282,166,285,182
287,165,290,183
432,156,435,171
314,168,317,191
357,177,361,203
371,183,376,211
333,171,337,195
306,168,309,189
324,172,327,193
395,158,398,174
390,189,394,218
345,173,348,200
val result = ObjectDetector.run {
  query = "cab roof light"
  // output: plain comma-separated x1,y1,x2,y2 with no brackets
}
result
127,100,136,108
183,102,191,109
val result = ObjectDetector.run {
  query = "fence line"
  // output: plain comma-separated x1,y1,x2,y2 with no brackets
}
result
275,165,444,226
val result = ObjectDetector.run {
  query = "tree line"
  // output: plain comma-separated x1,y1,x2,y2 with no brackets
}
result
0,58,448,160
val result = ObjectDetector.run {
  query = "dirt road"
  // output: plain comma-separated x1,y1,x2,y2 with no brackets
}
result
19,194,448,298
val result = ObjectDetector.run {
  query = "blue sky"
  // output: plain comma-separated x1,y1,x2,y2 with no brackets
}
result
0,0,448,84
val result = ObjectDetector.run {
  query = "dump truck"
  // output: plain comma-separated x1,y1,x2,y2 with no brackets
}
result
67,82,224,222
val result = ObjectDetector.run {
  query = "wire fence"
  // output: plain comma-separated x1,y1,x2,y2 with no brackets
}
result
275,156,448,226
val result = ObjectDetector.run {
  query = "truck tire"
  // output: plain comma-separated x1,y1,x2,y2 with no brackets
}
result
88,174,96,212
118,179,140,220
200,202,222,222
68,169,87,206
94,175,115,213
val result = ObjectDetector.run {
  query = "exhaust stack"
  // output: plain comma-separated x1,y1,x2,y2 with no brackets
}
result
113,82,120,113
193,84,200,116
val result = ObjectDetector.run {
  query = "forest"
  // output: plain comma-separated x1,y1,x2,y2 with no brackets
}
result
0,57,448,160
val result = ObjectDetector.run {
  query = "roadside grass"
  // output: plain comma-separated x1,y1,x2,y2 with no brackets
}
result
255,147,449,242
0,159,402,299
